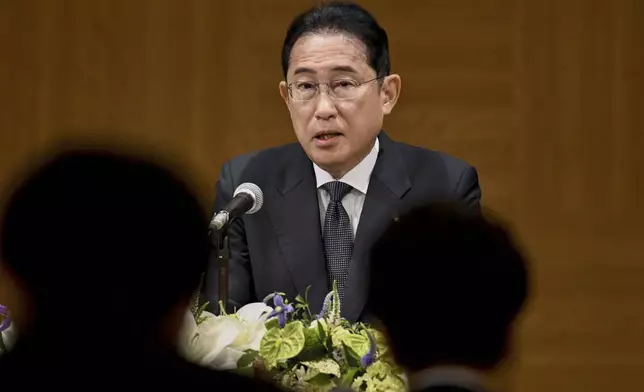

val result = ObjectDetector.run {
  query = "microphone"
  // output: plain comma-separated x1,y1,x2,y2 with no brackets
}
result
210,182,264,231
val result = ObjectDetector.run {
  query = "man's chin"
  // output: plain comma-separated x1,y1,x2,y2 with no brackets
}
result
309,156,350,178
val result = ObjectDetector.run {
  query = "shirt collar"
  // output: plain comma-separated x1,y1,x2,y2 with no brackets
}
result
313,137,379,194
408,366,487,392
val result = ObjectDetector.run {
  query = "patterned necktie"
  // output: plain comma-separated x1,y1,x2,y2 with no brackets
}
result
321,181,354,304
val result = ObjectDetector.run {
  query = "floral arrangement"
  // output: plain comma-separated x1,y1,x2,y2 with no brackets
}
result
0,304,15,355
181,282,406,391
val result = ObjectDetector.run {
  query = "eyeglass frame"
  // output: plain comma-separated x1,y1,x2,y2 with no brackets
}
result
285,75,385,102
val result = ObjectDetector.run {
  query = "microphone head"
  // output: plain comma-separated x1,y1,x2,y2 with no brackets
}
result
233,182,264,214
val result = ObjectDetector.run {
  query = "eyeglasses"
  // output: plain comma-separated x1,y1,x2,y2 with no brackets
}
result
286,76,383,102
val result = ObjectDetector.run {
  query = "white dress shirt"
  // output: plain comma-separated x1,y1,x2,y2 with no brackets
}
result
408,366,487,392
313,138,379,236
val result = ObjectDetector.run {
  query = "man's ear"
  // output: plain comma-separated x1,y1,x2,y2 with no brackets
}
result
279,81,290,105
381,74,402,115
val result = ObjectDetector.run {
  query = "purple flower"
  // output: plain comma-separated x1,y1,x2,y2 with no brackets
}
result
317,291,334,319
267,293,294,328
360,329,377,368
0,304,11,333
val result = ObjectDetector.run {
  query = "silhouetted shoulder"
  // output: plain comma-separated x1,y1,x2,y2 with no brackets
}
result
417,386,485,392
178,361,283,391
0,349,284,391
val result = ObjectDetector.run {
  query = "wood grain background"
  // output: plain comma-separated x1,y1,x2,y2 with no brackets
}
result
1,1,642,390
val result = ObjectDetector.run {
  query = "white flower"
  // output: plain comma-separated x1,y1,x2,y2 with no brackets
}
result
180,302,272,370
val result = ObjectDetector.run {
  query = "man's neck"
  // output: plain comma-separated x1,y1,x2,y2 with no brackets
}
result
314,137,379,187
329,138,379,178
321,159,362,180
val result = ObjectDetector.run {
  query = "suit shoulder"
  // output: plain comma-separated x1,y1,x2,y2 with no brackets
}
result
395,142,474,173
220,143,300,180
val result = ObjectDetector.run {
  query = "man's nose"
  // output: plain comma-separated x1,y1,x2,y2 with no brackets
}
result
314,88,338,120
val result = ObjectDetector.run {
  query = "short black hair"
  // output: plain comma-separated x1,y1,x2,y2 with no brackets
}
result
281,1,390,79
0,148,210,324
368,202,529,371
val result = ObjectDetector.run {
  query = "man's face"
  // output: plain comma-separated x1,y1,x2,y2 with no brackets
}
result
280,34,401,178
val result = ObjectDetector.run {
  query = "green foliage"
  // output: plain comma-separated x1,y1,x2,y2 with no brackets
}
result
256,283,405,392
218,300,228,316
237,349,259,368
341,367,360,387
265,317,279,331
332,326,370,357
351,361,407,392
194,301,211,326
297,324,327,361
260,320,306,369
293,285,313,323
300,358,341,378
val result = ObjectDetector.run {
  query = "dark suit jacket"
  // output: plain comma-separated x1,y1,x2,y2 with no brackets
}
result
203,132,481,321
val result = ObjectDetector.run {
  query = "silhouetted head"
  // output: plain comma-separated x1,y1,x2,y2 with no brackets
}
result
0,148,209,342
279,1,401,179
368,202,529,372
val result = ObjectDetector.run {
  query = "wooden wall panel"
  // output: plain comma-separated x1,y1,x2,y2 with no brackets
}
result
0,1,642,391
516,1,644,391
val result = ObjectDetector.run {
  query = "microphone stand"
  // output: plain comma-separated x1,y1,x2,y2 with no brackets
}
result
209,218,231,316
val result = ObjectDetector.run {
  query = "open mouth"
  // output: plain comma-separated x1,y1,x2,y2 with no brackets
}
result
314,132,342,140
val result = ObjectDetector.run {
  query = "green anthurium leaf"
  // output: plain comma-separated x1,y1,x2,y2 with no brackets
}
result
264,317,279,330
303,323,322,344
236,349,258,368
315,319,332,352
330,326,370,357
259,320,306,369
300,358,341,377
341,332,370,357
298,325,327,361
330,325,352,348
342,341,362,368
306,373,336,391
301,367,321,381
340,367,361,386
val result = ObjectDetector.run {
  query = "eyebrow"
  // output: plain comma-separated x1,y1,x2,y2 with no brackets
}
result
292,65,360,76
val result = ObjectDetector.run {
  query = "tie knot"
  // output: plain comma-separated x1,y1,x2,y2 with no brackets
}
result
322,181,353,202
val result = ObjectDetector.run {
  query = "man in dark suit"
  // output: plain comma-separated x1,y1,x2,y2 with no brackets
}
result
368,203,530,392
204,1,481,322
0,147,282,391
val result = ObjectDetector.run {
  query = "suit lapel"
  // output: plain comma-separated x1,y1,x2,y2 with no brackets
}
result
343,133,412,321
266,133,411,320
268,147,329,313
